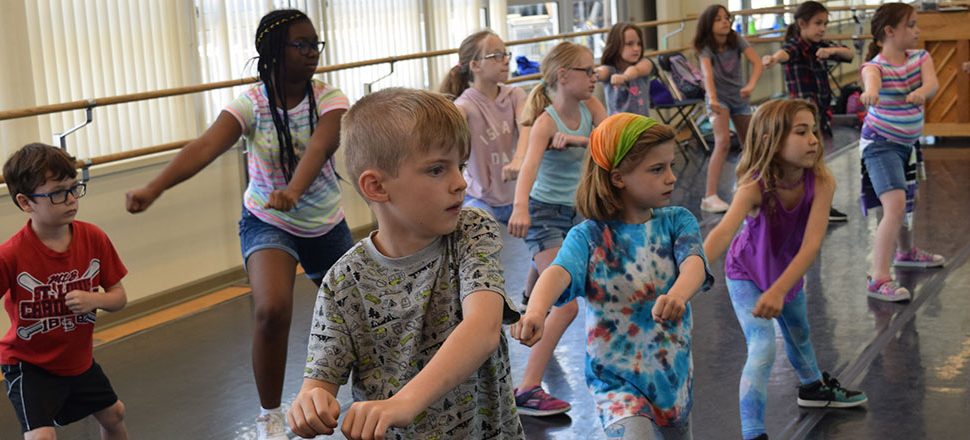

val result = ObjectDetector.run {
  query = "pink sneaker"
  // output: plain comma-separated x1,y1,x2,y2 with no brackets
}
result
894,247,945,268
514,386,571,416
867,276,911,302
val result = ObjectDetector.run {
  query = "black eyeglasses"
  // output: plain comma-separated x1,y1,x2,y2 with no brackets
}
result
482,51,512,61
287,40,325,56
26,182,86,205
570,67,596,76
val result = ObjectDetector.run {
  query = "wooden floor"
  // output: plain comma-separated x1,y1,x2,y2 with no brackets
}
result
2,130,969,439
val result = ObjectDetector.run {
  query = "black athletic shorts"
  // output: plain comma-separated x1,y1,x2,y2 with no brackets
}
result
2,360,118,433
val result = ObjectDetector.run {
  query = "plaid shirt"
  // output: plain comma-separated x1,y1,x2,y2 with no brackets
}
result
781,36,847,111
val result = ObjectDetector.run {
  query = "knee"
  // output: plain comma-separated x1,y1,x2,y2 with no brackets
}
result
253,299,292,331
99,400,126,428
24,428,56,440
744,340,776,371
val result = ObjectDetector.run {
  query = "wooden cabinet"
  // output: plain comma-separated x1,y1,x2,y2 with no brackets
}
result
919,10,970,137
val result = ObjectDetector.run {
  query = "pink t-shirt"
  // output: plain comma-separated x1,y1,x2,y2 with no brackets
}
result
455,84,526,207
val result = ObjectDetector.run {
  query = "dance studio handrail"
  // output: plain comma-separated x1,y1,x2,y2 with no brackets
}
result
0,16,696,123
0,3,903,178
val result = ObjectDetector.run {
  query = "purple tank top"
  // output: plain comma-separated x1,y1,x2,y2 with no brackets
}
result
725,170,815,303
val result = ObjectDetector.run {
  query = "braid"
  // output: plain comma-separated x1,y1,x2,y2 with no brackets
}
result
255,9,311,183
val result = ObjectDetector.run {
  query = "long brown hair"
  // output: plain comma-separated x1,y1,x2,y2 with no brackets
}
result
736,99,831,195
601,22,642,69
693,4,739,53
866,3,915,61
521,42,592,126
438,30,496,98
576,124,676,221
786,1,829,41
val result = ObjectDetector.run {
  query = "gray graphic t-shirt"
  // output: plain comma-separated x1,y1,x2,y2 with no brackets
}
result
305,208,524,439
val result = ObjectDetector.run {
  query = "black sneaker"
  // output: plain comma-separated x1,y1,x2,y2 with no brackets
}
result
749,435,768,440
797,372,867,408
828,207,848,222
521,290,530,306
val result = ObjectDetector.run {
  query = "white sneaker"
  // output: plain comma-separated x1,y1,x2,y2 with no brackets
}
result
256,410,289,440
700,195,730,213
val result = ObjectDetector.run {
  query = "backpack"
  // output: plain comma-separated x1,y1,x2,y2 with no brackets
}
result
658,53,705,100
648,78,674,106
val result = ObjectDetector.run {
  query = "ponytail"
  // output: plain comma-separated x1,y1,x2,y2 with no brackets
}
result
439,64,472,99
866,39,881,61
437,30,495,100
522,82,552,126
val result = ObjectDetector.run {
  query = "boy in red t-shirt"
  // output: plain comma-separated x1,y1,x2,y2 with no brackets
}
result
0,143,128,439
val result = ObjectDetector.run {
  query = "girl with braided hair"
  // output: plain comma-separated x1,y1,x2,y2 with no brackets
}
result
125,10,352,439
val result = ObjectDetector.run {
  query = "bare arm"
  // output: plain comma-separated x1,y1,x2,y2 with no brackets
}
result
503,90,531,182
911,55,939,102
64,281,127,314
860,65,882,106
699,56,718,103
703,181,761,262
762,49,790,67
585,95,609,126
509,265,572,346
125,111,242,213
652,255,707,322
508,115,555,237
741,46,764,98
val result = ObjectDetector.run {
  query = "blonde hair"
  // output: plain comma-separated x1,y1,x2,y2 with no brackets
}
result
343,88,470,195
438,30,497,98
575,123,676,220
736,99,831,193
522,42,593,126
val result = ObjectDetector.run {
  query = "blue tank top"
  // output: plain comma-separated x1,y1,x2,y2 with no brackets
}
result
725,170,815,303
530,102,593,206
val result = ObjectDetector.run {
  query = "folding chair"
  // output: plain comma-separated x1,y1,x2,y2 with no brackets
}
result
651,67,711,165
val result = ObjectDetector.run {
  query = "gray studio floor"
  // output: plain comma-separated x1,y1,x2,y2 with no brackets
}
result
3,126,969,439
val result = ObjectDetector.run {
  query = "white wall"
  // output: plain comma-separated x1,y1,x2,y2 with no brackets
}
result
0,150,374,335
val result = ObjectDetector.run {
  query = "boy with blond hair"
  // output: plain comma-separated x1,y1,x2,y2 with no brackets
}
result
1,143,128,439
286,88,524,440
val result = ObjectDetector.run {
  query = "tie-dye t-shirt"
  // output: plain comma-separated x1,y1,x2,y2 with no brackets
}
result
225,79,348,237
551,206,713,428
304,209,524,439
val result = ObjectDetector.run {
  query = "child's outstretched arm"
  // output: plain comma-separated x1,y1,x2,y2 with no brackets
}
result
509,266,572,346
740,46,764,99
762,49,790,68
125,112,242,213
64,282,127,314
816,45,854,62
508,114,554,238
502,90,530,182
288,379,341,438
652,255,706,323
753,174,835,319
265,109,346,211
340,291,507,440
907,55,939,105
860,65,882,106
699,56,722,114
703,181,761,262
604,58,655,86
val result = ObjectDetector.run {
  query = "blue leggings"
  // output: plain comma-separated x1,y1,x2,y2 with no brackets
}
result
726,278,823,440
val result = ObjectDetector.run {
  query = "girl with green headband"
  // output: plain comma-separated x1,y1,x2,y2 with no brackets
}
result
511,113,713,439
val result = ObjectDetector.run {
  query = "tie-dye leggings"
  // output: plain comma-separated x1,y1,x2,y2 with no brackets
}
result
726,278,823,440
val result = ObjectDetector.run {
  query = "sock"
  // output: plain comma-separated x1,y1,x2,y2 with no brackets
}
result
260,406,281,417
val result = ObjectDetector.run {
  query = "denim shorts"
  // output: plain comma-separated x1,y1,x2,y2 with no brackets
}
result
238,208,354,281
707,97,752,116
525,197,583,255
861,137,913,197
463,195,513,225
